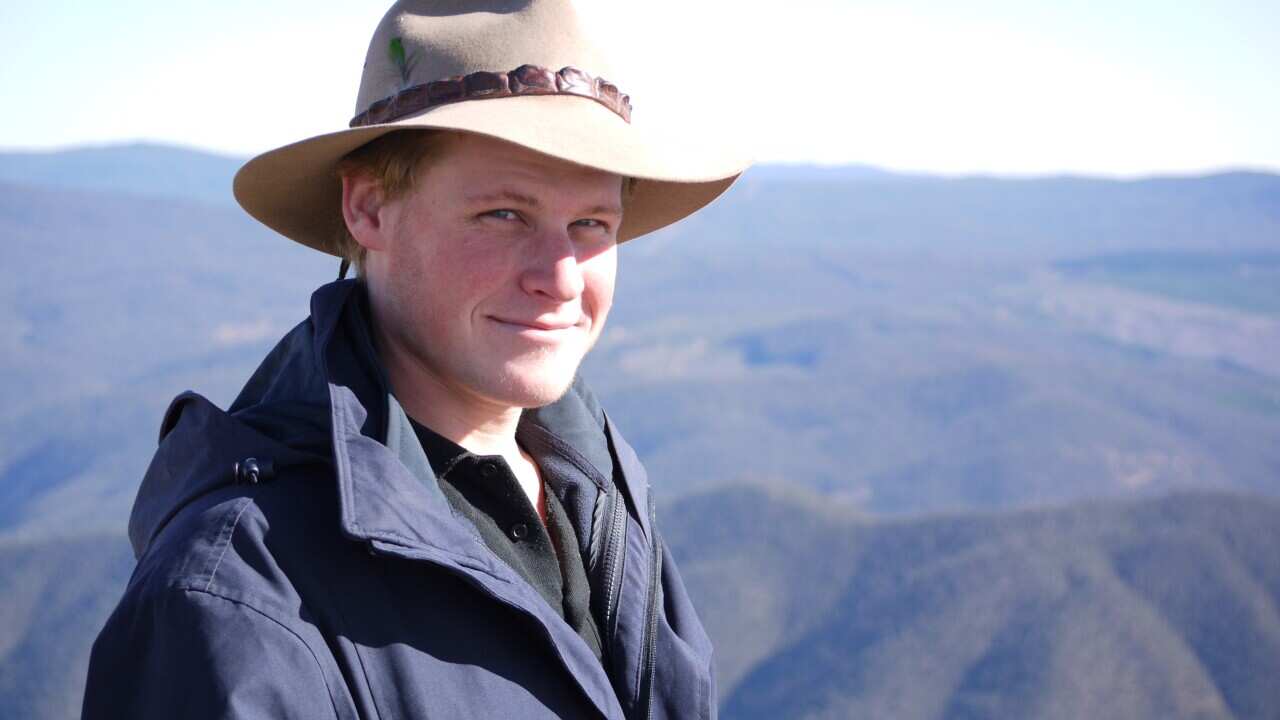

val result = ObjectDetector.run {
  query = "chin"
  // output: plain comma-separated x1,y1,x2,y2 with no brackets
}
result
492,359,581,408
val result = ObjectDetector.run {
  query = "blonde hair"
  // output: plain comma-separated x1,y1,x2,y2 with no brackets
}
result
333,130,638,274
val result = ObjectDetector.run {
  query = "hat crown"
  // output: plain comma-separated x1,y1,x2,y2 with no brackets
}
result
355,0,614,117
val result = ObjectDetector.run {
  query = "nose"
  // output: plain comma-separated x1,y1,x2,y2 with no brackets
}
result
521,230,584,302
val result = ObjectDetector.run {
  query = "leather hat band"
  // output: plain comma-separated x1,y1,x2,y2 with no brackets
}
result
350,64,633,128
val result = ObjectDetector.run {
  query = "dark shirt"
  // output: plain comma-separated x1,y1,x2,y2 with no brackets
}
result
410,418,605,662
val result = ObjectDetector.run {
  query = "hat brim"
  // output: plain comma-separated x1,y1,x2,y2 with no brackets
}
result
233,94,750,255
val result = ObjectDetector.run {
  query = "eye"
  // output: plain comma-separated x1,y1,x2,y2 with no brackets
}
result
571,218,610,232
483,209,522,222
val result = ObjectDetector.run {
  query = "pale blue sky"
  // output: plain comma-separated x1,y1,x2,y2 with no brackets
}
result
2,0,1278,176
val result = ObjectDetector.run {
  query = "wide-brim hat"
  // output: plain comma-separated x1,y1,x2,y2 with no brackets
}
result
233,0,751,255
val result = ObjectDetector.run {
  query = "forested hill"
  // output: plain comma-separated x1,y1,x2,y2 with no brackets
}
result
665,486,1280,720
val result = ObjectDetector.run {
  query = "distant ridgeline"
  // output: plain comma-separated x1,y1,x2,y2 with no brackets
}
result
1,144,1279,718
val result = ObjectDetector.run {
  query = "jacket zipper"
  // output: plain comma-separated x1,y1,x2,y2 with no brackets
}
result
601,480,628,635
598,479,662,720
637,494,662,720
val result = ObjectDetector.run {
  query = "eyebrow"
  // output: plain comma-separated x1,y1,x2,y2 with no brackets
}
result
582,202,625,217
465,189,624,217
466,189,542,209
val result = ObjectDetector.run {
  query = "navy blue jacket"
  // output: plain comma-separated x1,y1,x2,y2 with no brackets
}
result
83,280,717,719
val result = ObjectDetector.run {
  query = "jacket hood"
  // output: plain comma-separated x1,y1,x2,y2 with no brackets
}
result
128,279,624,559
127,281,360,557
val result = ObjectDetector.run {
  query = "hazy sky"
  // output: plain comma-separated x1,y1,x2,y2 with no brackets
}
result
2,0,1278,176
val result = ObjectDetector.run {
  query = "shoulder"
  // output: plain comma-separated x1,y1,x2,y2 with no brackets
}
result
128,383,342,611
130,480,308,621
86,539,345,719
86,477,353,718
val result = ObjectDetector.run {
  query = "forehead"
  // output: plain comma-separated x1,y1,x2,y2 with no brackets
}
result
423,132,623,198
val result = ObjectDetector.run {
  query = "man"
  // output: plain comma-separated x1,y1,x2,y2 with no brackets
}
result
82,1,747,718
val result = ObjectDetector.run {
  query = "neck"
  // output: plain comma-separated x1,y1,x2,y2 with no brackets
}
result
384,347,549,519
380,344,524,459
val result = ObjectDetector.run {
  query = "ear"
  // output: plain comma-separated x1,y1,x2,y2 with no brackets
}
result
340,171,392,252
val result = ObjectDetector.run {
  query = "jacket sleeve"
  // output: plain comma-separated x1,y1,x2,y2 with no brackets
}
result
82,583,342,720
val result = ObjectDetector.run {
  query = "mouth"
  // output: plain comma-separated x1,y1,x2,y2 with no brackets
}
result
489,316,587,339
497,319,576,331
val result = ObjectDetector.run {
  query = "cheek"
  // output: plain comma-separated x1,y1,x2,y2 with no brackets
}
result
414,252,527,349
582,248,618,319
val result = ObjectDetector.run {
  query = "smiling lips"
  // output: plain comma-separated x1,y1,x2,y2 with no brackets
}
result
490,316,584,335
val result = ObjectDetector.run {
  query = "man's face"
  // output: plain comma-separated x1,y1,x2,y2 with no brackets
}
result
359,132,622,411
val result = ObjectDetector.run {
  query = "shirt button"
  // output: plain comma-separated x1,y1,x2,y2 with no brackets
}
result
510,523,529,541
479,461,497,478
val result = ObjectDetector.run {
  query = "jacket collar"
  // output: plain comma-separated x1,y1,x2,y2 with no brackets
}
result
308,280,496,567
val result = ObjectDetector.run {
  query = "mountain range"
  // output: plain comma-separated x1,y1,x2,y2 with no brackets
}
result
1,143,1277,718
